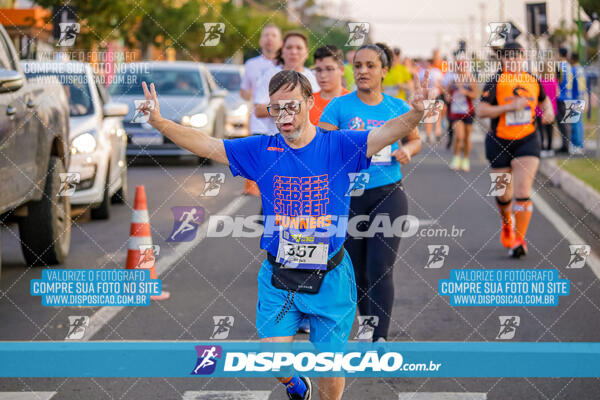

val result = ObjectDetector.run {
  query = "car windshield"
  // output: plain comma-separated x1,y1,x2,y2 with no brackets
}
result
209,69,241,92
109,68,204,97
25,72,94,117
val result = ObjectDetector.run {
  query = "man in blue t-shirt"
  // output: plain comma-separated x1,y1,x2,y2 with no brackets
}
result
138,70,429,400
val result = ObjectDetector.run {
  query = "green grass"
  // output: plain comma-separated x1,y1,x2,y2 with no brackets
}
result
559,158,600,193
584,106,598,140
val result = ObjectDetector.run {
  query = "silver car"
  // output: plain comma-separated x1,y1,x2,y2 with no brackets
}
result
22,61,129,220
206,63,250,138
109,61,227,160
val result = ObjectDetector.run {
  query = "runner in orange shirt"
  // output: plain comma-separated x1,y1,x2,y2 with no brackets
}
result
477,42,555,257
310,45,350,125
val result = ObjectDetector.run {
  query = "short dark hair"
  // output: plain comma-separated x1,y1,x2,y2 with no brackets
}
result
314,45,344,66
275,31,308,66
268,70,313,98
571,52,579,63
558,47,568,58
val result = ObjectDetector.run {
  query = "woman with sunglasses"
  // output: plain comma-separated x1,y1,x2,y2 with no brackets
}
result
319,42,421,342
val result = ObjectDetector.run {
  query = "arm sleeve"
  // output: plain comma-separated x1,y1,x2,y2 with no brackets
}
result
335,129,371,173
223,135,263,181
319,96,341,127
480,78,497,105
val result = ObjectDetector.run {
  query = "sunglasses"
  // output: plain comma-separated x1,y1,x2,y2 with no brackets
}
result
266,99,306,117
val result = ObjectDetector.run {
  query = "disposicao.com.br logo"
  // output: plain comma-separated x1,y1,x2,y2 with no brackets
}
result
191,348,442,376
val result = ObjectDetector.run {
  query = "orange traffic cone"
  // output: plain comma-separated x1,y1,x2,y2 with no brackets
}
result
243,179,260,196
126,185,170,300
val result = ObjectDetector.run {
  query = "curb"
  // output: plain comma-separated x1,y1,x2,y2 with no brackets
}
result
538,159,600,221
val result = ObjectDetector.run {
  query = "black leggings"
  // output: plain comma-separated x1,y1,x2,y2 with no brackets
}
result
345,181,408,341
536,116,553,151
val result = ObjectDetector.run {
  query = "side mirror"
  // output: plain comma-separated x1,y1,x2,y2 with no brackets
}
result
103,102,129,117
0,69,24,93
212,89,227,98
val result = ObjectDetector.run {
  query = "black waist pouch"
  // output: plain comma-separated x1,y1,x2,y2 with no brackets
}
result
268,248,345,294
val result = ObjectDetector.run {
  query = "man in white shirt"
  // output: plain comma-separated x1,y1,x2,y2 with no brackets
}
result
240,24,282,135
253,31,320,136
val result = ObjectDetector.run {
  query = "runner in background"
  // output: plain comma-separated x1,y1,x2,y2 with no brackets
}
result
253,31,320,135
319,42,421,342
419,58,444,144
569,52,586,155
309,45,350,125
382,47,413,101
536,59,558,157
445,55,477,171
555,47,573,154
343,49,356,90
477,42,555,258
240,24,282,195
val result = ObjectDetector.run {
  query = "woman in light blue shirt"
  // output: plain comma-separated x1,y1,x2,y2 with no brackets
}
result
319,42,421,342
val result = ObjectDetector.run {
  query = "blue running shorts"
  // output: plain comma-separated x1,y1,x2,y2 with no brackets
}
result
256,250,357,349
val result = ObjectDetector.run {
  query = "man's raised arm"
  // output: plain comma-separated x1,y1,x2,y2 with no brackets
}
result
140,81,229,164
366,72,429,158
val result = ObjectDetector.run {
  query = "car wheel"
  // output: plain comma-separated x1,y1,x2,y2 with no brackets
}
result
91,167,111,220
18,156,71,266
111,166,127,204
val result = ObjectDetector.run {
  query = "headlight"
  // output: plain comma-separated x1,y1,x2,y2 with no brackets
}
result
181,113,208,128
231,103,248,117
71,132,97,154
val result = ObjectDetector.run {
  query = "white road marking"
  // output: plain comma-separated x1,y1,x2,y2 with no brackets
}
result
182,391,271,400
0,393,56,400
532,192,600,279
399,393,486,400
83,196,251,340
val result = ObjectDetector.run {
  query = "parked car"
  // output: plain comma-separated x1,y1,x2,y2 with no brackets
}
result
23,61,129,220
0,23,70,273
109,61,227,161
206,63,250,138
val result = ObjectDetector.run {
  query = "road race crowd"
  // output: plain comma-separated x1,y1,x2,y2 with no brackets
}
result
137,23,587,400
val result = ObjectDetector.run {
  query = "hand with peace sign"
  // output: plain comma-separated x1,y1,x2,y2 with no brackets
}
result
140,81,162,125
136,81,229,164
409,70,431,114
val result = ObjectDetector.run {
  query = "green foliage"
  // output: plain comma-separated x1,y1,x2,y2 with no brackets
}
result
579,0,600,19
32,0,354,63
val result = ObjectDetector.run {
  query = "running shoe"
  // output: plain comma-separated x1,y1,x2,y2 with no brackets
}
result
449,156,461,170
286,376,312,400
461,158,470,172
509,238,528,258
500,221,515,248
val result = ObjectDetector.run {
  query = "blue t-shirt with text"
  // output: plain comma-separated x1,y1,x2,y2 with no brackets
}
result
320,91,410,189
223,128,371,259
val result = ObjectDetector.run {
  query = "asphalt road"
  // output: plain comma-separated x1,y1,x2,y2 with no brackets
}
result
1,130,600,400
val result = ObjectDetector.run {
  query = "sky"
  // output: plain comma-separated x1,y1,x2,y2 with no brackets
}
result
319,0,578,58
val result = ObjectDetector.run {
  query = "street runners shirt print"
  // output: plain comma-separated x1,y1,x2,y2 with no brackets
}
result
273,174,330,269
222,128,371,262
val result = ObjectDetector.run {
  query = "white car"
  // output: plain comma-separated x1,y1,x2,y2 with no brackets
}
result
23,61,129,220
108,61,227,160
206,63,250,138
